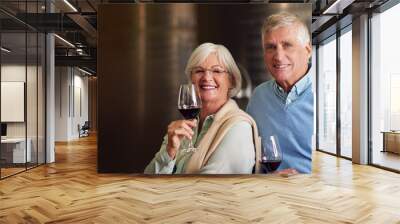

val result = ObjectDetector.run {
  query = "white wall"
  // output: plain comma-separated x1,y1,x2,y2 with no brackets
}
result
1,65,34,138
1,66,26,136
55,67,70,141
1,65,26,81
55,67,89,141
73,73,89,137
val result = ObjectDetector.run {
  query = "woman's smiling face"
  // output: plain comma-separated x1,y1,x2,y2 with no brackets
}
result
190,53,232,106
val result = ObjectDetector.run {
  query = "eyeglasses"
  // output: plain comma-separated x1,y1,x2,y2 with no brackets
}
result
191,67,228,76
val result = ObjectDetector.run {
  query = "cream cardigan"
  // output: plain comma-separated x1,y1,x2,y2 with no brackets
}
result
184,99,262,174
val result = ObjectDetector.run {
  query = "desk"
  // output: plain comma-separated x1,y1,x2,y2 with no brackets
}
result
1,138,31,163
382,131,400,154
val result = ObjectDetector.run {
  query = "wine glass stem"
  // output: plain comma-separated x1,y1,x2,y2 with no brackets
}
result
188,139,194,149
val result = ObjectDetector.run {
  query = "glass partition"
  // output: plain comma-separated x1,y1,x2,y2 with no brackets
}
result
1,31,28,177
0,1,46,179
38,32,45,165
27,30,38,169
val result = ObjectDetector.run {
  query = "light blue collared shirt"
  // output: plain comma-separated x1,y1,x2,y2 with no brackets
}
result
273,72,312,106
247,72,314,173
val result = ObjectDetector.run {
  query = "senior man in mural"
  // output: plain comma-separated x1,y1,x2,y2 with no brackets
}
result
247,12,314,173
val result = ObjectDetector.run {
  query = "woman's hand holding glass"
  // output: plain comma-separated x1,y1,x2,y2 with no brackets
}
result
166,119,197,159
177,84,202,152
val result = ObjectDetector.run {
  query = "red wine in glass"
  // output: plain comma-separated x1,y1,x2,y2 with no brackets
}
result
178,107,201,120
261,135,282,173
177,84,202,152
260,159,282,172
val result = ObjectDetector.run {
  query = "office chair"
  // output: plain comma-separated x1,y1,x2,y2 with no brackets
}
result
79,121,90,138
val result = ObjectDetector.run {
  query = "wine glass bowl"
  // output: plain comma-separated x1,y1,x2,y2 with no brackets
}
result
260,135,282,173
177,84,202,152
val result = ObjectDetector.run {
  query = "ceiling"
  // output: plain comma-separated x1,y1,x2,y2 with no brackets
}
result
0,0,393,75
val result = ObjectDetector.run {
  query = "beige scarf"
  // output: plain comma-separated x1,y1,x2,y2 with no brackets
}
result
184,99,262,174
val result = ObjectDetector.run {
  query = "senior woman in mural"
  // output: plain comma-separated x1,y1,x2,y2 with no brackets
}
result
144,42,261,174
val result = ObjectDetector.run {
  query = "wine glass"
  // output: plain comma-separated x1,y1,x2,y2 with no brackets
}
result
260,135,282,173
177,84,202,152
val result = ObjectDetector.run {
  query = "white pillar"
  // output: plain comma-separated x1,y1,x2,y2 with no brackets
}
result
352,14,369,164
45,0,56,163
46,32,55,163
55,67,75,141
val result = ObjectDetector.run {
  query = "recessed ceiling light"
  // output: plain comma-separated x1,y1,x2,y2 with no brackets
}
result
54,34,75,48
63,0,78,12
322,0,355,15
77,67,93,76
1,47,11,53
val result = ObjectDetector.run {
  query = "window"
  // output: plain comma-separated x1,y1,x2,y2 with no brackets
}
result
318,36,337,154
371,3,400,171
340,28,352,158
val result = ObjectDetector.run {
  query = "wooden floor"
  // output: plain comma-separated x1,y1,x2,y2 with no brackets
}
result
1,167,26,178
1,135,400,223
372,150,400,171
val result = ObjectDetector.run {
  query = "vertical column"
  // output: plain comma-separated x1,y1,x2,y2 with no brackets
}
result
46,1,55,163
54,67,73,141
352,14,369,164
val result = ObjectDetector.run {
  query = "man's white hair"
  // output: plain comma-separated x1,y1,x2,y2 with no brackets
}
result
261,12,310,46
